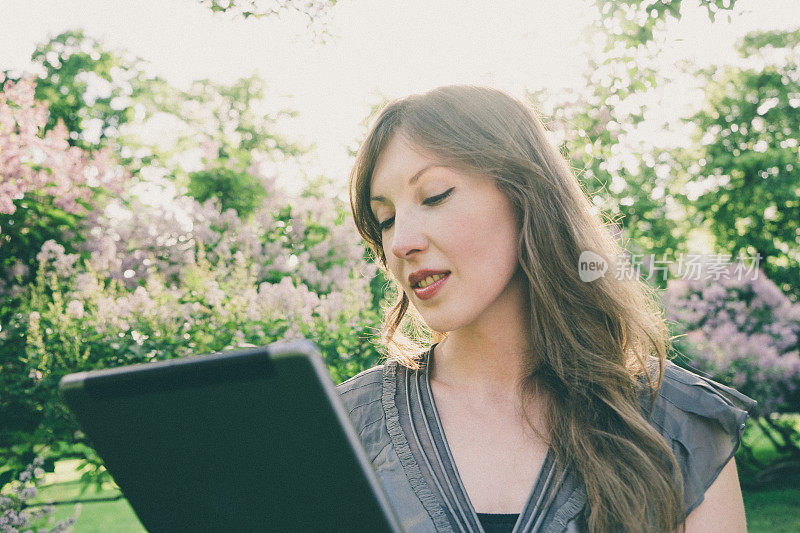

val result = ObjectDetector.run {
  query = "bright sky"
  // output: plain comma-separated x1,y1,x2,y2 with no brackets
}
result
1,0,799,195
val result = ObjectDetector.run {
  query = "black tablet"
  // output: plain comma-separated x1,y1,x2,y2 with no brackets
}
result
58,338,401,532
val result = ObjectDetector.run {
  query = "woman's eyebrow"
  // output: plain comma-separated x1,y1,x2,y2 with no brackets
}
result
370,164,443,204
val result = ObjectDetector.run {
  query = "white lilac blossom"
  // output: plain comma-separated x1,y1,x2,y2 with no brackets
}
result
76,176,367,298
65,300,85,319
35,241,79,279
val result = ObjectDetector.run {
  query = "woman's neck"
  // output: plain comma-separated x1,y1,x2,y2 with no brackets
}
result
432,333,532,400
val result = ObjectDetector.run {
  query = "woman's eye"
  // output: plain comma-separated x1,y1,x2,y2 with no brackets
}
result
379,217,394,231
378,187,455,232
423,187,455,206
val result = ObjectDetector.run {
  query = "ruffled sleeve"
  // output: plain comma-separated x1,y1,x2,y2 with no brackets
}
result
336,365,391,462
640,360,757,518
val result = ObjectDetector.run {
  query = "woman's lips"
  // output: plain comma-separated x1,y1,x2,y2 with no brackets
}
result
412,273,450,300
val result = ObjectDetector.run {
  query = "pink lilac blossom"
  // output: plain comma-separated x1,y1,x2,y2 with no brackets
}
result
664,262,800,414
0,77,126,224
0,77,129,302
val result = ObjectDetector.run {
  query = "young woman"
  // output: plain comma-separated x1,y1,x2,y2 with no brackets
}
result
337,85,755,532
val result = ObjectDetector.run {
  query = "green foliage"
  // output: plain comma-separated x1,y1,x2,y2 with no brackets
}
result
0,187,121,324
198,0,338,43
27,30,146,150
203,0,334,16
187,168,267,219
530,63,689,281
8,31,305,179
540,5,798,301
0,191,86,298
739,28,800,57
528,1,740,276
180,76,303,170
590,0,739,48
683,29,800,299
121,74,305,185
200,0,336,21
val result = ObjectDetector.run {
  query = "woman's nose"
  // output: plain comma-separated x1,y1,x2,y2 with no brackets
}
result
390,216,428,259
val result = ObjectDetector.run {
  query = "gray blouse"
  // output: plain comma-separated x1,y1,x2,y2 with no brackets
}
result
336,345,756,532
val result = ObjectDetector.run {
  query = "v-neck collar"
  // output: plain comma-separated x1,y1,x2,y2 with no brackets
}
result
395,343,564,532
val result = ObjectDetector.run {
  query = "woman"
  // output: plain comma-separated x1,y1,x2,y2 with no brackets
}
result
337,85,755,532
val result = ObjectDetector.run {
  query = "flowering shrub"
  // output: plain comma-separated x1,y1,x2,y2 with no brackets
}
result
77,171,371,296
0,456,81,532
0,75,127,303
0,75,121,218
0,184,385,476
663,265,800,415
663,263,800,481
0,54,386,496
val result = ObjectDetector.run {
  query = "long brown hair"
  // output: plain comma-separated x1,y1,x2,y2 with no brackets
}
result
349,85,685,532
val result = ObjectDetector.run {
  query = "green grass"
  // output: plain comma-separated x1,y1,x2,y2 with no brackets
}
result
743,488,800,533
34,483,144,532
24,460,145,532
736,415,800,531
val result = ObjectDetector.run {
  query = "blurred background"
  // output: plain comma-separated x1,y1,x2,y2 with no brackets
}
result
1,0,798,530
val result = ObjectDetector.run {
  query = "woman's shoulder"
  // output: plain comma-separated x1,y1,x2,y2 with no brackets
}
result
642,358,757,438
335,363,392,426
337,364,385,396
335,363,397,462
639,358,757,517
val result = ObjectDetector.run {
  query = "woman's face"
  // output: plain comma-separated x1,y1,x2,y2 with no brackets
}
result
370,133,523,334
